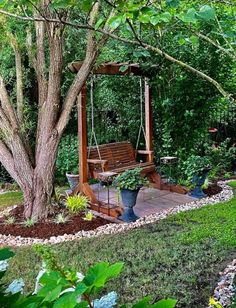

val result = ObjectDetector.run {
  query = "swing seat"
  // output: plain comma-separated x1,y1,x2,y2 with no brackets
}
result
87,141,155,179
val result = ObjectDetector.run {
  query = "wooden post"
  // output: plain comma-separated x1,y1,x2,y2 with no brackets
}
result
77,85,98,203
78,85,88,185
144,78,153,162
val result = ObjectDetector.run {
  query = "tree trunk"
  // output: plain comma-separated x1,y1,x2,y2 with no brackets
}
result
23,137,59,219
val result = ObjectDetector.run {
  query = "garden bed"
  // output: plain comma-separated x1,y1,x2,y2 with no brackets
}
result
3,186,236,307
0,205,110,239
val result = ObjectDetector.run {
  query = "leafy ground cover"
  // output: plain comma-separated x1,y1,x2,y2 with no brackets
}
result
4,196,236,307
0,192,23,209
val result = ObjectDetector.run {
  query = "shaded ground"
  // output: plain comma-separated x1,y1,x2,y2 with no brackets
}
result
4,196,236,307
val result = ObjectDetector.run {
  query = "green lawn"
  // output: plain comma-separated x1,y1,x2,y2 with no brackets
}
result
0,187,69,210
4,196,236,307
0,191,23,209
228,181,236,188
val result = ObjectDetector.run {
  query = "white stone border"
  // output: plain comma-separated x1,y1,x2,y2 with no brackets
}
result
209,259,236,307
0,181,233,247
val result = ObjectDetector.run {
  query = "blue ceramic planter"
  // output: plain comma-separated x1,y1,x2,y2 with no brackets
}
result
119,188,140,222
190,169,210,199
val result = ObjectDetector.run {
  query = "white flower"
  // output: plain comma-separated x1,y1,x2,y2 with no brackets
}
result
33,262,47,294
5,279,24,294
93,291,118,308
0,260,9,272
76,272,84,282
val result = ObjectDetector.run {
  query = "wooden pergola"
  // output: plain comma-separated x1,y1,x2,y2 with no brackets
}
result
69,62,185,217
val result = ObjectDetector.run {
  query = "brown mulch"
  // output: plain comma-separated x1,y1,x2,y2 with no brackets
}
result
0,205,110,239
203,183,222,197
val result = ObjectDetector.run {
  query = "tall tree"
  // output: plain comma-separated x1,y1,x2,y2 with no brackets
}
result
0,0,112,219
0,0,235,220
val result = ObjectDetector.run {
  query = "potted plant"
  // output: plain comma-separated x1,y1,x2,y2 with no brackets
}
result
66,167,79,191
113,167,148,222
182,155,211,199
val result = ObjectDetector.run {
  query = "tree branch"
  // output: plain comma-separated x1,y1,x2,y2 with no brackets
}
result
0,75,19,129
8,32,24,123
56,1,101,135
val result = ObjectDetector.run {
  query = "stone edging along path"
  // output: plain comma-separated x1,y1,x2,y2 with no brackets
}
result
0,181,233,247
209,259,236,308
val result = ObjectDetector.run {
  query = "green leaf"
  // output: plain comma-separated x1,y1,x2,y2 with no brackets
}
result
74,283,87,295
150,15,160,26
159,12,172,23
139,14,150,24
132,296,152,307
189,35,199,47
108,15,125,29
197,5,215,21
152,299,177,308
0,248,14,261
95,18,105,30
106,262,124,279
43,285,62,302
178,37,186,46
179,8,197,24
119,65,129,72
53,292,77,308
166,0,179,7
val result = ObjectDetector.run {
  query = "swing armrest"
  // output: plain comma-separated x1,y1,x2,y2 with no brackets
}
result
87,159,108,165
136,150,154,155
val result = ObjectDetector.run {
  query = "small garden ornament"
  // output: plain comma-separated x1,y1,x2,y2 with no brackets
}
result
113,168,148,222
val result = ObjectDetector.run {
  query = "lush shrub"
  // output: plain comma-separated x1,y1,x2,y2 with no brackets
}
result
205,139,236,173
113,168,148,190
56,134,78,181
0,246,177,308
66,194,89,213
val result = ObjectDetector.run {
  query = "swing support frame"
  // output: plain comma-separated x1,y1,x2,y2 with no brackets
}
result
70,62,185,217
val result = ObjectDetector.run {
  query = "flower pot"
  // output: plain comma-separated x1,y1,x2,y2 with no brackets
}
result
66,173,80,191
119,188,140,222
190,168,210,199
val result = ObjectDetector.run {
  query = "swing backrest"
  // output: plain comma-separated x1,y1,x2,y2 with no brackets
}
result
88,141,136,169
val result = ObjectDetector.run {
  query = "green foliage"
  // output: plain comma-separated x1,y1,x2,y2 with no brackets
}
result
23,218,36,228
5,216,15,225
113,168,148,191
66,194,89,214
54,213,69,225
0,246,177,308
181,155,211,181
83,211,94,221
205,139,236,173
228,181,236,189
56,134,78,180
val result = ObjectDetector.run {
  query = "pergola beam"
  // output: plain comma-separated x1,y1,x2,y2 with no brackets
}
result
69,61,149,76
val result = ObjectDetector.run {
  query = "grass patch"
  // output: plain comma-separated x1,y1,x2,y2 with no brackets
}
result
4,198,236,307
0,191,23,209
228,181,236,189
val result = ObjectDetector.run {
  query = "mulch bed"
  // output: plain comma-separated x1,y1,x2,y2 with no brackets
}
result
0,205,110,239
204,183,222,197
0,183,223,240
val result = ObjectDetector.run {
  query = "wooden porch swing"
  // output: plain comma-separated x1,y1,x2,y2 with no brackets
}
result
69,62,178,217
